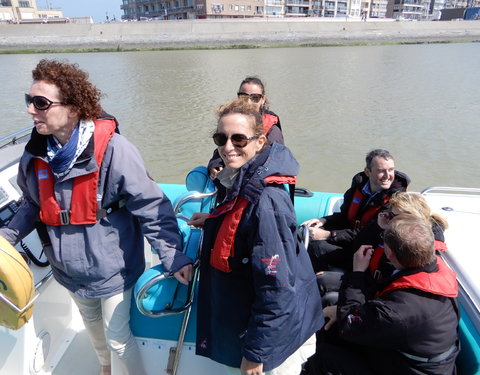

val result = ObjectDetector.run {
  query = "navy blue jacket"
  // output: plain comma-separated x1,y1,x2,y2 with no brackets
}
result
196,143,323,371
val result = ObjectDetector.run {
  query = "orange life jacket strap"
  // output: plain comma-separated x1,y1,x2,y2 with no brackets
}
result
69,119,116,224
368,244,385,279
210,196,250,273
346,188,390,229
35,119,116,225
263,175,297,185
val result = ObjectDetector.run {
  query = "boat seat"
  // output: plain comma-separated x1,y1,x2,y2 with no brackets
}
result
131,166,216,342
295,191,343,226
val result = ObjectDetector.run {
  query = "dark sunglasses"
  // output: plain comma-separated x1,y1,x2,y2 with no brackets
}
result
237,92,264,103
25,94,65,111
212,132,259,148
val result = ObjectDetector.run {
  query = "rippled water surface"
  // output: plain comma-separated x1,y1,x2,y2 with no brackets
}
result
1,43,479,193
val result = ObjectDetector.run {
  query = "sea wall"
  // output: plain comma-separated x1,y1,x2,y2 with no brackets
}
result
1,18,480,51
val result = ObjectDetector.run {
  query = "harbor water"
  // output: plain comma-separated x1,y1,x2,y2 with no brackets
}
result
1,43,479,193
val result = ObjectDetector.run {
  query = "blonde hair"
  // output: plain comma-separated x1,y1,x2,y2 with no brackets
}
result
389,192,448,230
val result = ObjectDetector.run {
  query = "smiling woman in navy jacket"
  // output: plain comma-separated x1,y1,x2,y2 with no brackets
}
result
194,100,323,375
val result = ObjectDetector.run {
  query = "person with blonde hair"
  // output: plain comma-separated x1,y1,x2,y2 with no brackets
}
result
370,192,449,280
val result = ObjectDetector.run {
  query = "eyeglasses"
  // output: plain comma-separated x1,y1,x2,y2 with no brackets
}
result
237,92,264,103
25,94,65,111
212,132,259,148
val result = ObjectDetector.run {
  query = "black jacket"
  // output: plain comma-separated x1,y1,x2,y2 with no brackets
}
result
336,259,459,375
323,170,410,245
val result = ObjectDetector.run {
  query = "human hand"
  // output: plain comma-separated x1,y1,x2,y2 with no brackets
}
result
240,357,263,375
174,264,193,285
209,166,223,179
353,245,374,272
301,218,324,228
187,212,209,228
323,305,338,331
309,227,332,241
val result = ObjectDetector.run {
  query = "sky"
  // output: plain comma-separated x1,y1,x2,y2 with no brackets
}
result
45,0,123,23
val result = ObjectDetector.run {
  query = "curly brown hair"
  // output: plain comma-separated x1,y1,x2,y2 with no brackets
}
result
32,59,103,121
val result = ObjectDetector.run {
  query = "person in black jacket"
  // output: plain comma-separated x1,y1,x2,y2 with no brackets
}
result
302,149,410,272
315,214,459,375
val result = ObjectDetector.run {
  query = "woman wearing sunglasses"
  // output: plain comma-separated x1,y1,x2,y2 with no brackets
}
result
208,76,284,179
0,59,193,375
368,191,449,281
195,100,323,375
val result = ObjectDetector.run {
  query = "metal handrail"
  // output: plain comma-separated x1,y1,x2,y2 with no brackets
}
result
135,261,199,317
0,126,32,149
169,264,201,375
173,190,217,214
299,224,310,250
0,270,53,314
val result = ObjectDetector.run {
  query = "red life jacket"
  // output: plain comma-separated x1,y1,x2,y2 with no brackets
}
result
34,119,116,226
368,243,386,279
262,113,279,136
375,256,458,298
369,240,448,280
346,188,390,229
209,175,297,273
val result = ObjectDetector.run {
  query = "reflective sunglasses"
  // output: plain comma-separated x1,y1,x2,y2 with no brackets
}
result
25,93,65,111
237,92,264,103
212,132,259,148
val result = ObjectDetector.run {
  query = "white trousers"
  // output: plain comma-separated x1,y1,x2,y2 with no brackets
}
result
70,288,146,375
224,334,316,375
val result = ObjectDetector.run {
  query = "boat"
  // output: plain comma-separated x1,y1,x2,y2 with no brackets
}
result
0,127,479,375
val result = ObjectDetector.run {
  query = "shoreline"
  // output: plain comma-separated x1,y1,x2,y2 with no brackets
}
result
1,19,480,53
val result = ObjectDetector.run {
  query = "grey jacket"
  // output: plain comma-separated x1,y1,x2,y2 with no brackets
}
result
0,127,190,298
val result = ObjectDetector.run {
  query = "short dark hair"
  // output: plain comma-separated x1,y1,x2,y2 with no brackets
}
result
32,59,103,121
365,149,393,170
383,214,435,268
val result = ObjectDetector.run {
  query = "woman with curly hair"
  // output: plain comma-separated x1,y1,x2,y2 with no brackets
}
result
0,59,193,375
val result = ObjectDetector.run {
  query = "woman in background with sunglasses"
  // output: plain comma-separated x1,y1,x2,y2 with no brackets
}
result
0,59,193,375
195,100,323,375
208,76,284,179
367,191,449,281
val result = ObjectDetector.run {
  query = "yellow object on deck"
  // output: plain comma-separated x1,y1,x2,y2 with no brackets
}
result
0,236,34,330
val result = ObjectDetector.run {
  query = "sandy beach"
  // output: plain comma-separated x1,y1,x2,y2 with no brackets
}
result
1,18,480,52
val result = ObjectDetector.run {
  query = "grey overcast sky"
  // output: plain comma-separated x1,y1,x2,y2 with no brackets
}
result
46,1,123,23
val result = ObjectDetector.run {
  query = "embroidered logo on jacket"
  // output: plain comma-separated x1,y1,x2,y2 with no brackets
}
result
38,169,49,180
199,338,208,350
261,254,281,275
